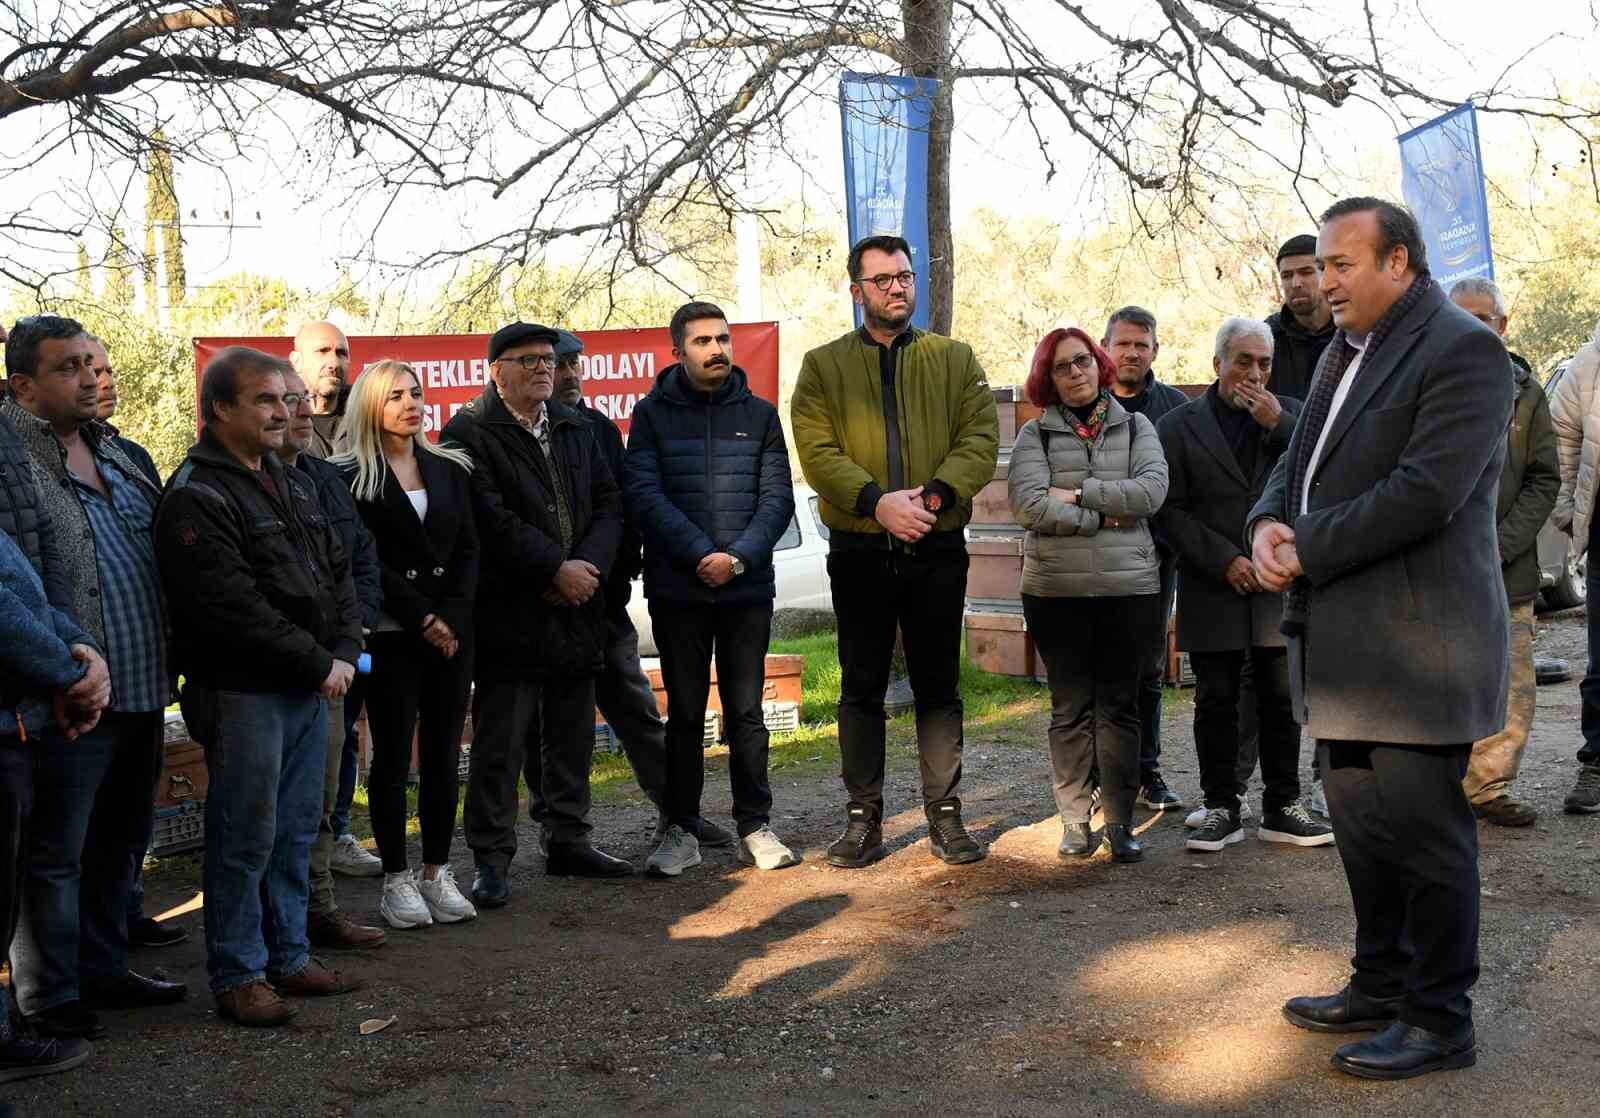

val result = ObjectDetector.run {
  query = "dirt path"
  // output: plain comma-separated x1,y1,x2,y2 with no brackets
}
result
12,612,1600,1116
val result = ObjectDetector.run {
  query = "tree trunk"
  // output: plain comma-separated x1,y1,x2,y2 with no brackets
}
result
901,0,954,336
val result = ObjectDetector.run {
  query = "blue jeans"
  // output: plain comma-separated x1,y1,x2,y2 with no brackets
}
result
181,686,325,995
11,711,161,1013
328,674,365,838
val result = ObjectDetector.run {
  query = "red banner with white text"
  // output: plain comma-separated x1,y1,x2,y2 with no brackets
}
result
192,323,780,438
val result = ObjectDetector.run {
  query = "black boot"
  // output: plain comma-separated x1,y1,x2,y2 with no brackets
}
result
1058,821,1093,858
825,806,886,869
927,799,985,865
1102,823,1142,863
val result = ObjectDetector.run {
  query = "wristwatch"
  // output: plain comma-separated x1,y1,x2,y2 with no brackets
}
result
923,490,944,513
729,555,746,577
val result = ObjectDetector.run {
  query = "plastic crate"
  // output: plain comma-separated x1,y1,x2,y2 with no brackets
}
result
458,743,471,782
762,700,800,735
703,711,720,747
150,801,205,857
594,723,618,754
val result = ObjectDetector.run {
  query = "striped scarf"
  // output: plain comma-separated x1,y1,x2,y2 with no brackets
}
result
1281,271,1434,636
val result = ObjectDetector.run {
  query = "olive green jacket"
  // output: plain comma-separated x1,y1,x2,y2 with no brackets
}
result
791,328,1000,535
1499,354,1559,602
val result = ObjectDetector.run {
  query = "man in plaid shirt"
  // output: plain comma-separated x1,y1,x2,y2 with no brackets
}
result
2,316,186,1043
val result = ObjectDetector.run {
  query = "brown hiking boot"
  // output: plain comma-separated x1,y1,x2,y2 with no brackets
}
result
273,958,362,998
215,980,297,1027
1472,795,1538,827
307,910,388,950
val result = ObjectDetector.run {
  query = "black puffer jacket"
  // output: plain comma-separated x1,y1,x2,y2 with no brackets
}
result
154,428,363,693
574,403,641,612
624,365,795,607
0,409,71,611
442,385,621,678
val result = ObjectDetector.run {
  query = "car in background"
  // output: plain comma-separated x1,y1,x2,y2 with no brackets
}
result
1538,359,1586,612
628,484,832,656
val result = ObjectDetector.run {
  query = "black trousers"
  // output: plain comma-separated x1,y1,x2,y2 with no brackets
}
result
828,547,968,820
1319,740,1479,1034
650,601,774,838
1024,593,1163,826
0,735,32,1045
595,609,667,809
465,672,596,868
1136,557,1177,781
1191,648,1300,814
366,631,474,873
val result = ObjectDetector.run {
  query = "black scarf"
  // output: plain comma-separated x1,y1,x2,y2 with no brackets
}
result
1281,271,1434,637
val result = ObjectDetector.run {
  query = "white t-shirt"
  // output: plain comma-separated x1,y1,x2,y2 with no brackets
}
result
1301,335,1367,516
405,487,429,523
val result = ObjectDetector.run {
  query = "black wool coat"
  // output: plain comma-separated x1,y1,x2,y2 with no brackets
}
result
441,384,621,678
1155,386,1302,653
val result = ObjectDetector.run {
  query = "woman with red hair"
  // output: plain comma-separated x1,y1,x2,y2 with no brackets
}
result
1008,326,1169,863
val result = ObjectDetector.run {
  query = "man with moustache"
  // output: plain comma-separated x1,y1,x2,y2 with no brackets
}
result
3,316,184,1039
155,346,364,1026
274,366,387,949
792,235,999,867
1101,306,1187,813
1253,198,1511,1079
444,322,626,900
626,302,798,876
1266,234,1337,401
546,331,690,846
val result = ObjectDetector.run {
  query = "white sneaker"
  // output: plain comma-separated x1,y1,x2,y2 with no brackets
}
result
1185,800,1252,828
380,870,433,929
646,825,701,878
417,865,477,924
331,833,384,877
1311,779,1329,818
737,826,801,870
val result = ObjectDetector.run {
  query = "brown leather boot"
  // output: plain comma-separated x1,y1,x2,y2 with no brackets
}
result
273,958,362,997
215,980,297,1027
307,910,388,950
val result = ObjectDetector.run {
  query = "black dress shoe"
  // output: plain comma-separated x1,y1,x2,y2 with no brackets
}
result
1058,822,1094,858
128,916,188,949
1333,1021,1476,1080
546,842,632,878
1283,984,1403,1033
28,1001,105,1041
1102,823,1142,863
80,970,188,1009
471,864,510,908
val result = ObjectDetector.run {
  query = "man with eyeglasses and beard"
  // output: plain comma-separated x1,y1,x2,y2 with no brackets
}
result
791,234,999,869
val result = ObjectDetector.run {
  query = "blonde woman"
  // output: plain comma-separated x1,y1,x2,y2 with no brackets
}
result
334,361,479,929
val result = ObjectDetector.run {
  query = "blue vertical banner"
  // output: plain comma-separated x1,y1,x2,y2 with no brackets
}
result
839,72,938,331
1398,103,1494,287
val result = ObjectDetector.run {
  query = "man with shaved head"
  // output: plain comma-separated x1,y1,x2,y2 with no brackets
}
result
289,322,351,459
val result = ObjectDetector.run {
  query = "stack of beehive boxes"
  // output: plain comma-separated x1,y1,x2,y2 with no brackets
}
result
964,386,1046,681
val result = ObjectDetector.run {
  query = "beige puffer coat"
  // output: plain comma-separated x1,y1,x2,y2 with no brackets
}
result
1549,320,1600,557
1008,398,1169,598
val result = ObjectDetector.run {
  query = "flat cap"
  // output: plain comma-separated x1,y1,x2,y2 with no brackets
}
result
487,321,560,363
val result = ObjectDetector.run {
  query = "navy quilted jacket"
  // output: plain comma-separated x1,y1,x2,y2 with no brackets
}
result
625,364,795,607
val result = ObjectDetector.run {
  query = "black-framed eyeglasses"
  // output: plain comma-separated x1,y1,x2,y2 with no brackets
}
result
497,354,558,372
1051,353,1097,374
856,270,916,292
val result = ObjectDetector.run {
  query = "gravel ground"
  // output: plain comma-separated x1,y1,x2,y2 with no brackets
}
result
10,609,1600,1116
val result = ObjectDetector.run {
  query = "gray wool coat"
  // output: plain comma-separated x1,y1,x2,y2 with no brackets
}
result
1247,281,1513,746
1008,398,1169,598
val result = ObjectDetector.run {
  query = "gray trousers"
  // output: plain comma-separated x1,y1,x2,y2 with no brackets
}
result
594,609,666,808
307,696,345,919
